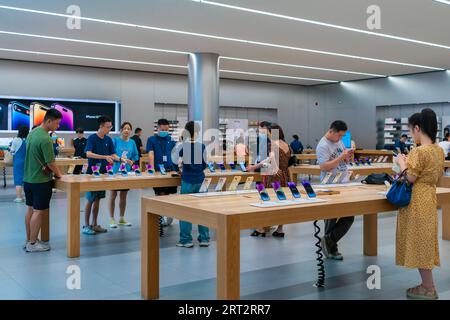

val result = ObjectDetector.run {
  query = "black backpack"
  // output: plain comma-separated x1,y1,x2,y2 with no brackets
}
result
361,173,394,185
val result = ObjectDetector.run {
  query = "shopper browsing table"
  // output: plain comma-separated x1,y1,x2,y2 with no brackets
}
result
72,127,87,174
23,109,63,252
83,116,120,235
396,109,444,300
146,118,178,235
176,121,209,248
316,120,355,260
394,134,409,155
10,125,29,202
109,122,139,228
130,127,144,160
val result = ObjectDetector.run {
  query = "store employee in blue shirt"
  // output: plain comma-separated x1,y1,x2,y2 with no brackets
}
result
394,134,409,154
146,118,177,196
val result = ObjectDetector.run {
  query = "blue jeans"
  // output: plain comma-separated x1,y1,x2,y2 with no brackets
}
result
179,180,210,244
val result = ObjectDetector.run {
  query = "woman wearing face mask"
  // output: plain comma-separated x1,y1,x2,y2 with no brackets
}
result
247,123,291,238
396,108,444,300
49,131,59,157
109,122,139,228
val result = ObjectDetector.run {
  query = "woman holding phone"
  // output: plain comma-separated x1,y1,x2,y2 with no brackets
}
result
109,122,139,228
10,125,29,202
396,108,444,299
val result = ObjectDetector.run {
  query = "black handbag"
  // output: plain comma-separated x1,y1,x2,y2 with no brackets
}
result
361,173,393,185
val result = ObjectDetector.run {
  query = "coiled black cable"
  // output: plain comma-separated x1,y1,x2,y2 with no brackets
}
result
313,220,325,288
159,215,164,237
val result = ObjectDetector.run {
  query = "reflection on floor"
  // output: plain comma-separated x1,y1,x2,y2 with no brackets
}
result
0,178,449,300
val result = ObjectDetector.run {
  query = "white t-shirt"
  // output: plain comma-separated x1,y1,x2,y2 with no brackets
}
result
439,141,450,156
316,136,348,180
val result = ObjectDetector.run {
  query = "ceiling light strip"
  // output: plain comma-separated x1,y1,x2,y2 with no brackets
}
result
434,1,450,5
192,0,450,51
0,5,442,70
220,56,385,77
0,30,385,77
0,47,336,83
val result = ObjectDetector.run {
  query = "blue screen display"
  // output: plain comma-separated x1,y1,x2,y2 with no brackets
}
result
342,131,351,148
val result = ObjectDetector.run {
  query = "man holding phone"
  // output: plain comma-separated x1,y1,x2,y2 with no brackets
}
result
23,109,63,252
83,116,120,235
316,120,355,260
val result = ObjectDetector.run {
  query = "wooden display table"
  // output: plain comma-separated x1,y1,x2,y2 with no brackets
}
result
354,149,394,162
288,164,394,182
0,158,88,187
295,154,317,163
140,184,450,300
53,170,261,258
58,147,75,157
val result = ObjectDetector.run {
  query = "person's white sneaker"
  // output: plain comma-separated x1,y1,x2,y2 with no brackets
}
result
199,242,210,247
14,198,24,203
26,241,51,253
109,219,118,228
176,242,194,248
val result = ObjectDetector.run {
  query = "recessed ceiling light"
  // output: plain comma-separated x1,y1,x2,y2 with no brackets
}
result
191,0,450,51
0,30,385,78
0,5,443,71
0,47,336,83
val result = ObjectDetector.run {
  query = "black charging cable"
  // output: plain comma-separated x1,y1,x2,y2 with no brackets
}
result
313,220,325,287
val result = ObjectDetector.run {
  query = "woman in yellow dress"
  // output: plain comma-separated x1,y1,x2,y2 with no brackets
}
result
396,108,444,300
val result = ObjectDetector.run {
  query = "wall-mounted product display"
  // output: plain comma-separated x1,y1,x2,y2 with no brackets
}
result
0,96,120,132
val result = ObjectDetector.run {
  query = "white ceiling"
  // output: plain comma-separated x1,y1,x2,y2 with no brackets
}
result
0,0,449,85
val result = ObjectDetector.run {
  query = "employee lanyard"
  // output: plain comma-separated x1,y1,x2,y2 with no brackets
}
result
159,137,169,162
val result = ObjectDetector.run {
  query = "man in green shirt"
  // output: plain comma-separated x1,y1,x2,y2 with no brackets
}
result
24,108,63,253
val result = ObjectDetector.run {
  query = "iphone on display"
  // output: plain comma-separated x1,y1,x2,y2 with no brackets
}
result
218,163,227,171
51,103,74,131
228,162,237,171
158,164,167,175
199,178,212,193
106,165,114,176
9,101,30,130
215,177,227,192
147,164,154,174
272,181,287,201
243,176,254,190
228,176,241,191
332,172,343,184
132,164,141,175
0,103,7,130
321,172,333,184
81,164,89,175
301,180,316,198
256,182,270,201
92,164,101,177
287,182,301,199
239,162,247,172
207,162,216,173
31,102,49,127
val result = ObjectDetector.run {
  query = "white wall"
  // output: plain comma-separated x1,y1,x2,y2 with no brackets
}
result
1,59,450,149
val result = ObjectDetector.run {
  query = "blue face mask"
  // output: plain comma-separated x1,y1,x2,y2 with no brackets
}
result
51,135,58,141
158,131,169,138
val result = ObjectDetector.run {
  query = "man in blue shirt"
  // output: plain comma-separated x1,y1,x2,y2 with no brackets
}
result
394,134,409,154
290,134,304,154
84,116,120,235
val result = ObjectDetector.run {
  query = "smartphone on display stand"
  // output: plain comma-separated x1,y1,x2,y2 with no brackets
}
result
272,181,287,201
51,103,74,131
243,176,254,190
332,172,343,184
81,164,89,175
301,180,316,198
215,177,227,192
132,164,141,175
321,172,333,184
207,162,216,173
229,162,237,171
239,162,247,172
119,163,128,176
31,102,50,127
218,163,227,171
92,164,101,177
199,178,212,193
159,164,167,175
228,176,241,191
9,101,30,130
147,164,154,174
106,165,114,176
256,182,270,201
0,103,8,130
287,182,301,199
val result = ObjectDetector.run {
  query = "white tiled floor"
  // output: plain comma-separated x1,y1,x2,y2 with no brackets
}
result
1,177,450,300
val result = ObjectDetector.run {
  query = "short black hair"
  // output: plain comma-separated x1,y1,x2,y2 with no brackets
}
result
259,121,271,129
408,108,438,143
17,125,29,139
269,123,285,141
329,120,348,132
43,108,62,122
157,118,170,126
75,127,84,134
401,134,408,139
98,115,112,127
445,133,450,141
135,127,142,134
292,134,299,140
184,121,200,139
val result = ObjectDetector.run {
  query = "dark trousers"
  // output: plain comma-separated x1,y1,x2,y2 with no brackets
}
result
324,216,354,252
